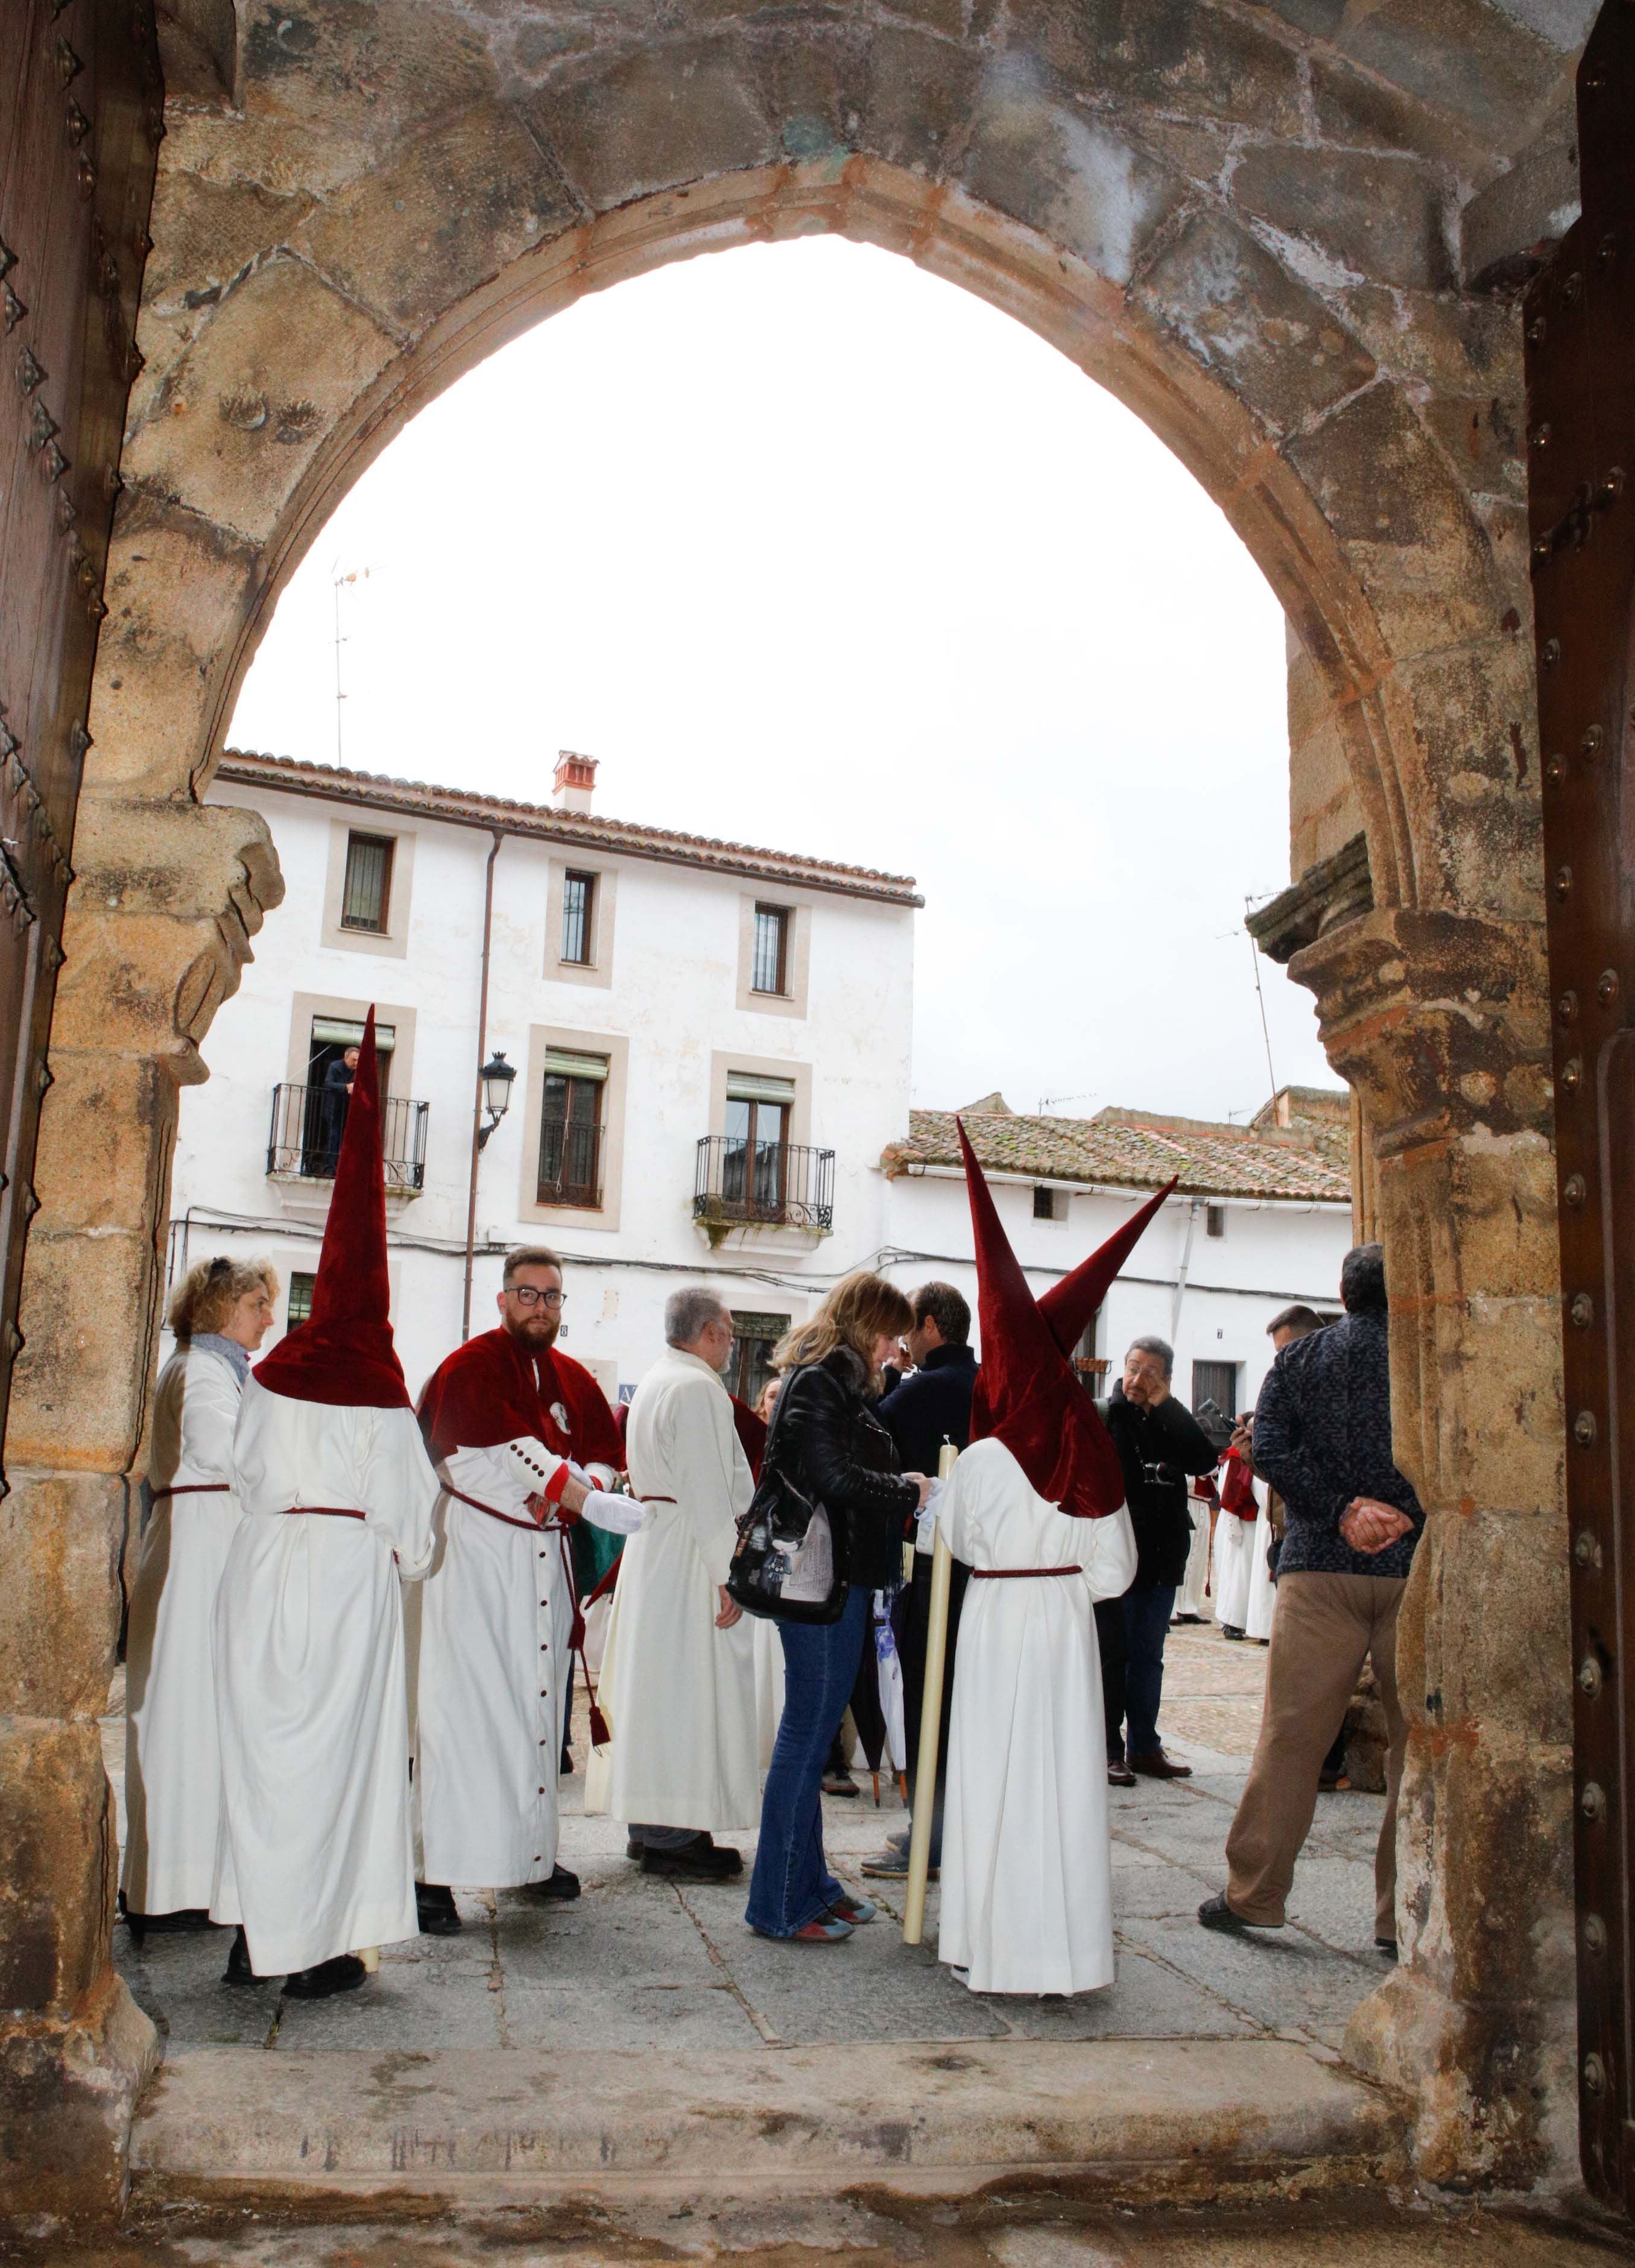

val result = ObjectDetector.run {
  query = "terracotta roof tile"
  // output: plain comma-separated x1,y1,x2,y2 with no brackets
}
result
885,1102,1352,1204
216,750,923,907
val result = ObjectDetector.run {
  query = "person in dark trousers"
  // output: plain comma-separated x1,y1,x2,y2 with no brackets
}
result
1096,1335,1218,1783
1200,1243,1422,1957
860,1282,978,1882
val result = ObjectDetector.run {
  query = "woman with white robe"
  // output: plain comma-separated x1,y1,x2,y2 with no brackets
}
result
121,1257,277,1931
938,1438,1137,1996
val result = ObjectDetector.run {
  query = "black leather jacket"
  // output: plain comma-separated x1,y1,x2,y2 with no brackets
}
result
771,1347,918,1592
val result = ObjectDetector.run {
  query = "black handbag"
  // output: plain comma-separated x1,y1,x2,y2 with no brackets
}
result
726,1374,850,1625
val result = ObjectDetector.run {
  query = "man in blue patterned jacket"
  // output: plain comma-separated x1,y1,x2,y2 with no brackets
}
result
1198,1243,1422,1959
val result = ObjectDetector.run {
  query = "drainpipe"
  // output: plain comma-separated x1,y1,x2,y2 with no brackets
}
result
1169,1197,1200,1347
461,830,504,1341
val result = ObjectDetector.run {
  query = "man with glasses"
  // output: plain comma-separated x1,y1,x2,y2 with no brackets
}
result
413,1246,636,1932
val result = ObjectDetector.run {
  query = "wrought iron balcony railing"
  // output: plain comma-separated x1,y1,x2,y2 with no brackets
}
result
537,1116,604,1209
267,1081,429,1193
694,1135,834,1232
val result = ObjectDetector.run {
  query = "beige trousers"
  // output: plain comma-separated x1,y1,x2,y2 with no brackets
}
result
1224,1571,1406,1939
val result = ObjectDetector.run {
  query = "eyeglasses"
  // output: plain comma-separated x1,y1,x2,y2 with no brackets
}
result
509,1286,567,1309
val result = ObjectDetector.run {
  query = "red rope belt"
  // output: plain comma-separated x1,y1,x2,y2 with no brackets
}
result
150,1483,230,1499
970,1565,1083,1580
279,1506,366,1521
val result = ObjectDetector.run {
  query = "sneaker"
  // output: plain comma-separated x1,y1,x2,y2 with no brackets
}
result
860,1846,914,1880
827,1894,876,1926
532,1863,581,1901
753,1913,853,1944
821,1769,860,1798
282,1953,368,2000
415,1883,462,1935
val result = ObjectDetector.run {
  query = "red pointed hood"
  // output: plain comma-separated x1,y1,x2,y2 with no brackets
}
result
253,1009,411,1409
1037,1177,1177,1357
958,1117,1128,1518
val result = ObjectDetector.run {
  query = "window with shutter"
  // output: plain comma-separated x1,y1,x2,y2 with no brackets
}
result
751,904,789,994
561,871,596,965
340,832,395,932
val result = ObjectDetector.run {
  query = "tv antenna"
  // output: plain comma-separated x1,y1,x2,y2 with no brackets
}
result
331,563,373,766
1039,1090,1094,1115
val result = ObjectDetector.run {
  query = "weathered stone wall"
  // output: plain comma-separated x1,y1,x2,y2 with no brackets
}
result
1,0,1584,2217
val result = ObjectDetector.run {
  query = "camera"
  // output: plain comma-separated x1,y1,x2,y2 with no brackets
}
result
1140,1459,1181,1489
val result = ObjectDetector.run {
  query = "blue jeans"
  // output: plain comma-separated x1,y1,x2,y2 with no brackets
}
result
745,1587,869,1937
1121,1584,1176,1760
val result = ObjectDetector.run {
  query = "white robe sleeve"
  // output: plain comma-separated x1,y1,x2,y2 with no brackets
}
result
443,1435,566,1518
356,1405,441,1581
1078,1504,1138,1603
174,1350,241,1485
664,1374,747,1590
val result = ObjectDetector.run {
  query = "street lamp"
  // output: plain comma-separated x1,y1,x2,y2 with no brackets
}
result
476,1049,516,1151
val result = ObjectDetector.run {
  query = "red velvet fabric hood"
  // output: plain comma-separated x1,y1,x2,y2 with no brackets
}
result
1037,1177,1177,1356
959,1118,1153,1518
252,1009,411,1410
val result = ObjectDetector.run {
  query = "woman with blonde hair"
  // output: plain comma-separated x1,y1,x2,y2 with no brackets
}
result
744,1272,931,1944
122,1254,279,1939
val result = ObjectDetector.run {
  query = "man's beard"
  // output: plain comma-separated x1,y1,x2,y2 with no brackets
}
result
504,1310,559,1352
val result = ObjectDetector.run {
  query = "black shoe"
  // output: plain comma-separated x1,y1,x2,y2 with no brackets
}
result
626,1836,645,1860
1219,1625,1245,1641
1198,1892,1278,1936
533,1863,580,1901
124,1904,214,1948
221,1925,258,1988
560,1746,574,1776
641,1839,742,1881
416,1883,462,1935
282,1953,368,2000
1376,1936,1399,1962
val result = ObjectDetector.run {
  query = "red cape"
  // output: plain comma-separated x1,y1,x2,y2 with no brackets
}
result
1219,1445,1257,1518
730,1394,769,1483
418,1327,625,1472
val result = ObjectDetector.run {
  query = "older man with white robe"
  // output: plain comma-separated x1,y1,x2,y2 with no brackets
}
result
590,1288,757,1880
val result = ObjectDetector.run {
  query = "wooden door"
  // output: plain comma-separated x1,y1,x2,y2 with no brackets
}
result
1525,0,1635,2207
0,1,160,1492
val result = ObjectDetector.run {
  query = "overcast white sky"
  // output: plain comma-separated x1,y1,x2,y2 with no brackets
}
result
232,236,1334,1123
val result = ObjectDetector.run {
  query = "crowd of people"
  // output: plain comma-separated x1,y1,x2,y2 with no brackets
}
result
121,1010,1423,2004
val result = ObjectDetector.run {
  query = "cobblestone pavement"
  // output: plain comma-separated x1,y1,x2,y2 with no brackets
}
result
106,1622,1393,2064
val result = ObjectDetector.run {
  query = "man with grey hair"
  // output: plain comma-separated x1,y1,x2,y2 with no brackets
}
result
1095,1334,1219,1783
588,1287,758,1878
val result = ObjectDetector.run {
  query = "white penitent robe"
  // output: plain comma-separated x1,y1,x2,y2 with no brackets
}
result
1172,1485,1213,1621
212,1377,438,1976
122,1341,245,1915
938,1439,1138,1996
416,1438,636,1889
590,1349,758,1832
1212,1480,1276,1641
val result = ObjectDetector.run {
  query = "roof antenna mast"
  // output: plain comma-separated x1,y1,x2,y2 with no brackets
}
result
1245,900,1278,1111
331,563,371,766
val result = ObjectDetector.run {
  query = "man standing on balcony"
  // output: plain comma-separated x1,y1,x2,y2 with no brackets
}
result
413,1246,636,1932
587,1288,757,1879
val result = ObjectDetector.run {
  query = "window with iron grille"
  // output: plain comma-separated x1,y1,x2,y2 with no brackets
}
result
751,903,789,995
537,1049,607,1207
340,832,394,932
1205,1202,1227,1239
1191,1359,1239,1422
1033,1186,1063,1221
287,1271,316,1327
561,870,596,965
729,1310,789,1407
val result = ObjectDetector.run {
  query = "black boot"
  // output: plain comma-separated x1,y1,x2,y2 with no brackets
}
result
221,1925,258,1988
532,1863,580,1901
282,1953,368,2000
415,1882,462,1936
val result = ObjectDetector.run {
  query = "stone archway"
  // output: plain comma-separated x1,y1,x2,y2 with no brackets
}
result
2,1,1571,2219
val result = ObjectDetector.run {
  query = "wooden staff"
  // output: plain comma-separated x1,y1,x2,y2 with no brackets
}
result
902,1439,958,1947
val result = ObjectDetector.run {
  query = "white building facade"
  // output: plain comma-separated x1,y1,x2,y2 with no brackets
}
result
172,750,920,1403
879,1093,1355,1422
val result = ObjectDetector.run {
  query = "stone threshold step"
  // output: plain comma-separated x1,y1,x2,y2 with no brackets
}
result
131,2037,1403,2202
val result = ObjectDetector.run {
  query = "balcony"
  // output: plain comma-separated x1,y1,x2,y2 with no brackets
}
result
267,1082,429,1193
537,1116,603,1210
694,1135,834,1233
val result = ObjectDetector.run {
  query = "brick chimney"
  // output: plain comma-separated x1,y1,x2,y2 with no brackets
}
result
552,751,597,813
